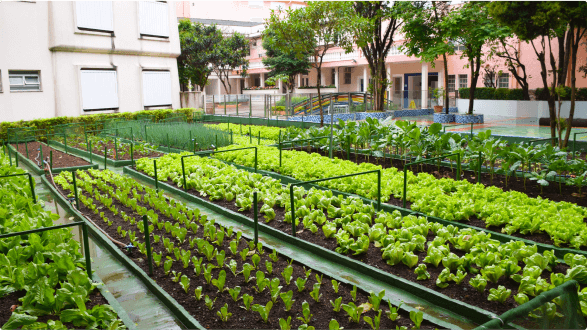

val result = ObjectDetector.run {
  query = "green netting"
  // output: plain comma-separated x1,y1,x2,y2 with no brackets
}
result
6,128,48,143
475,280,586,330
160,114,188,123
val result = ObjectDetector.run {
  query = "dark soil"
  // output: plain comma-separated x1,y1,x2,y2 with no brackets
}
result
12,141,91,168
0,288,110,328
129,169,575,318
70,140,164,161
56,171,439,330
291,146,587,208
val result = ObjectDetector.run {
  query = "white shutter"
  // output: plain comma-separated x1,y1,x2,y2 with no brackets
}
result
139,1,169,37
80,70,119,110
142,71,172,106
76,1,113,32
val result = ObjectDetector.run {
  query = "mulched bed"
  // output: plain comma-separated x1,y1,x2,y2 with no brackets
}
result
11,141,90,168
55,171,439,330
291,146,587,208
70,140,164,161
131,168,569,317
0,288,110,328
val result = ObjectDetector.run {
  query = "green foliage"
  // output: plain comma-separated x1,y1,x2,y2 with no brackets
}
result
280,290,295,311
297,301,313,324
229,286,241,302
310,283,322,302
410,310,424,329
241,294,253,311
342,302,363,323
252,301,273,323
488,286,512,304
459,87,527,100
216,303,232,322
330,297,343,312
414,264,431,280
296,277,308,292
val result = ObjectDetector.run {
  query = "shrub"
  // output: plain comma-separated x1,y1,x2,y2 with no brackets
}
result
535,87,587,101
459,87,526,101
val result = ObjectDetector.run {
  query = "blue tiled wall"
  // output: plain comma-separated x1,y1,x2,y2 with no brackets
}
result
454,114,484,124
433,113,455,123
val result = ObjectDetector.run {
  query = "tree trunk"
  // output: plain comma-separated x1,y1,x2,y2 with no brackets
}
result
317,66,324,127
467,54,482,115
563,26,583,148
443,52,449,114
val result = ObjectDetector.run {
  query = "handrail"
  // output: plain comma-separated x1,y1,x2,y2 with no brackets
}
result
527,137,557,145
572,132,587,159
403,153,461,208
279,136,332,166
0,221,92,277
289,169,381,237
0,173,36,203
180,147,258,192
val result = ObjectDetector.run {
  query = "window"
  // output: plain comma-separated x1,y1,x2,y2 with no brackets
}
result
254,77,260,86
9,71,41,92
331,68,336,86
447,75,455,92
76,1,113,32
248,1,263,8
498,73,509,88
139,1,169,38
453,43,466,52
458,74,468,89
80,70,118,110
142,71,172,107
344,67,351,85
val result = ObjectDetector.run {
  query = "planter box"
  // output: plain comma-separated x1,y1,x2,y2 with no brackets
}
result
455,113,484,124
434,113,455,123
457,99,587,119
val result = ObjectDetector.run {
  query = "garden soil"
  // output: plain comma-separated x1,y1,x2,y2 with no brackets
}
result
12,142,90,168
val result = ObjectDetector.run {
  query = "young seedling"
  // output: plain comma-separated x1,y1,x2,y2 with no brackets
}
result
216,250,226,268
279,316,292,330
265,261,273,275
252,254,261,269
368,289,385,311
386,299,401,321
228,286,241,302
410,310,424,329
172,271,182,283
180,275,190,293
315,274,323,285
228,259,238,276
282,265,293,285
270,278,283,303
310,283,322,302
342,302,363,323
212,270,227,292
164,259,173,276
216,303,232,322
414,264,430,280
204,295,216,311
230,240,238,255
241,294,253,311
351,285,357,302
488,286,512,304
252,301,273,323
240,248,249,261
255,271,269,292
329,319,342,330
304,267,312,278
269,249,279,262
469,274,487,293
330,297,342,312
280,290,294,311
242,263,254,283
295,277,307,292
297,301,313,325
194,286,203,301
331,280,339,293
203,264,214,284
364,310,382,330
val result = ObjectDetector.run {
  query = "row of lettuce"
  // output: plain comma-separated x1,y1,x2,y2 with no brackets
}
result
134,153,587,316
0,155,125,329
54,169,428,330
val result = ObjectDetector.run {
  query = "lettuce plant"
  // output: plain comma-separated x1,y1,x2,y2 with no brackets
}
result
241,294,253,311
282,265,293,285
364,310,382,330
310,283,322,302
204,295,216,311
481,265,505,284
331,280,339,293
342,302,363,323
216,303,232,322
180,275,190,293
469,274,487,293
242,263,254,283
330,297,342,312
270,278,282,303
295,277,307,292
414,264,430,280
279,316,292,330
488,286,511,304
410,310,424,329
194,286,202,301
252,301,273,323
212,270,226,292
402,252,418,268
228,286,241,302
436,268,451,288
297,301,313,325
368,290,385,311
280,290,294,311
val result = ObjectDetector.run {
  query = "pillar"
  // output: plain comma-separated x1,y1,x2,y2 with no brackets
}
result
386,65,391,101
245,77,249,89
335,67,339,92
363,66,368,92
297,74,301,88
217,77,222,95
261,73,265,88
438,67,444,106
421,62,428,109
320,70,325,86
278,79,283,93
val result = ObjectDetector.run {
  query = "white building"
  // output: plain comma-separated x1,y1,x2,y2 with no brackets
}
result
0,1,182,123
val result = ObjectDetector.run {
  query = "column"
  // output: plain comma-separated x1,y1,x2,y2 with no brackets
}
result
217,77,222,95
297,74,301,88
335,67,339,92
278,79,283,93
386,65,391,102
260,73,265,88
244,77,249,89
421,62,428,109
438,67,444,107
363,66,368,92
320,70,325,86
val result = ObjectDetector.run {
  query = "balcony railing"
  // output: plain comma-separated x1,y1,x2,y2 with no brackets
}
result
248,61,266,69
309,50,361,63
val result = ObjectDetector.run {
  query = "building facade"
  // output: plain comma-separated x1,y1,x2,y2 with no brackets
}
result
1,1,181,123
177,1,587,109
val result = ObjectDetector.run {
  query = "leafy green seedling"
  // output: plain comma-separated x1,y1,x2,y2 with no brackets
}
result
386,299,402,321
216,303,232,322
351,285,357,301
194,286,203,301
212,270,227,292
296,277,307,292
410,310,423,329
329,319,342,330
204,295,216,311
252,254,261,269
230,240,238,255
451,269,467,285
203,264,214,284
216,250,226,268
229,286,241,302
240,248,249,261
252,301,273,323
315,274,323,285
310,283,322,302
368,289,385,311
330,297,342,312
279,316,292,330
228,259,238,276
488,286,512,304
481,265,505,284
265,261,273,275
514,293,529,305
331,280,339,293
280,290,294,311
270,278,282,303
269,249,279,262
364,310,382,330
242,263,254,283
241,294,253,311
282,265,293,285
469,274,487,293
180,275,190,293
164,259,173,276
436,268,451,288
342,302,363,323
172,271,182,283
257,242,263,254
255,271,269,292
297,301,313,324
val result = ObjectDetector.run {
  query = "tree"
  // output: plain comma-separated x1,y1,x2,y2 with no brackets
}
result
488,1,587,147
210,32,250,94
442,2,501,115
347,2,405,112
177,19,222,91
262,27,312,93
266,2,352,126
399,1,453,114
486,30,531,100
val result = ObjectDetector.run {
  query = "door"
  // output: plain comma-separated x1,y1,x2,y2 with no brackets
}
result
393,77,401,108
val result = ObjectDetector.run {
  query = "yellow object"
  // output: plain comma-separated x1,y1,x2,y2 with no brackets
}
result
409,100,417,109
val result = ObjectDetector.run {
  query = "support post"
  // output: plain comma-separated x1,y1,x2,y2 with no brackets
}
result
130,143,134,168
143,215,154,276
28,174,36,204
290,185,296,237
72,171,79,209
253,191,258,245
154,159,159,192
81,223,92,277
50,151,53,170
478,151,482,184
104,146,107,170
25,141,29,159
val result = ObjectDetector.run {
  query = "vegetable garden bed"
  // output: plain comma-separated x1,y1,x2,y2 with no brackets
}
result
51,169,440,330
127,154,587,322
8,142,98,174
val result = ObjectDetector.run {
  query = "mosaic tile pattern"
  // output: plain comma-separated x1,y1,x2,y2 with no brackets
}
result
433,113,455,123
288,112,392,123
455,114,484,124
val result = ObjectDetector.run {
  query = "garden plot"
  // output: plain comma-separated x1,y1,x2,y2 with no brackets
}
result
53,169,437,330
9,141,97,174
65,135,164,161
130,153,587,318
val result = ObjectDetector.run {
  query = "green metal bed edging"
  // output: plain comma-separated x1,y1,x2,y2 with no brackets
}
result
474,280,583,330
48,140,136,167
122,165,500,327
40,175,205,330
0,172,36,203
92,272,138,330
215,158,587,261
7,143,98,175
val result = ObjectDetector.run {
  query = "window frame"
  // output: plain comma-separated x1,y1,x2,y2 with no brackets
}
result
344,67,352,85
141,69,173,108
138,1,169,39
0,70,3,93
75,1,114,34
331,68,336,86
498,73,509,88
8,70,42,92
79,68,119,112
447,75,456,92
458,74,468,89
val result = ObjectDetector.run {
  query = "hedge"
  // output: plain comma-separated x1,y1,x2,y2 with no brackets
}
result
535,87,587,101
0,108,201,140
458,87,525,100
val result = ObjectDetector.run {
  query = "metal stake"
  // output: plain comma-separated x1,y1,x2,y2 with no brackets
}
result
143,215,154,276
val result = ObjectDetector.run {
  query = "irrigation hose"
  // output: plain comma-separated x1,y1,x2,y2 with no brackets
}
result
34,149,41,167
43,161,128,248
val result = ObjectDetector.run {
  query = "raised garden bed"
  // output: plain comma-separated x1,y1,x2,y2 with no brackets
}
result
8,141,98,174
51,169,441,330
